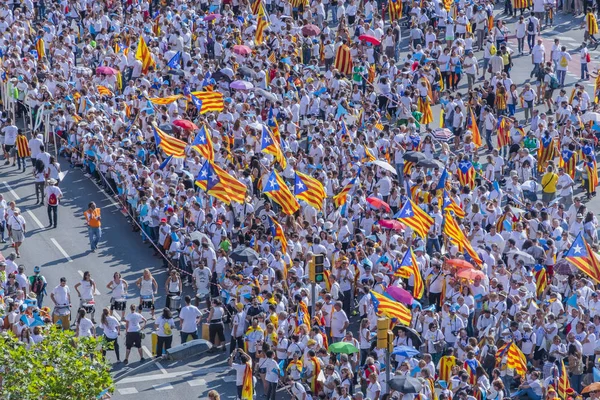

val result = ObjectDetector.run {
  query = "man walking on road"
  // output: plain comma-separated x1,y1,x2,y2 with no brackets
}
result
44,179,63,228
179,295,202,343
84,202,102,252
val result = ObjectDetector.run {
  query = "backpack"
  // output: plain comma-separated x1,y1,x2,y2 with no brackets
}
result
48,192,58,206
586,52,591,63
559,55,568,68
548,73,559,89
31,275,44,295
483,345,497,369
527,18,534,33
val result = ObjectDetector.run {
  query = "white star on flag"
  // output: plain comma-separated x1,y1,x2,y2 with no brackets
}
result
404,208,413,216
296,182,305,190
573,244,583,254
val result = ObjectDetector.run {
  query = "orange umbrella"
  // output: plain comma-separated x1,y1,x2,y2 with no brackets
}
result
457,268,485,280
173,119,198,131
582,383,600,394
445,259,474,270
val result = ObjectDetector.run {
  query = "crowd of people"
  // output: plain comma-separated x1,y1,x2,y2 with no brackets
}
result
3,0,600,399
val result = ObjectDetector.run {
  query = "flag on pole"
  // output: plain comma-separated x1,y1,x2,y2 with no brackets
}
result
263,170,300,215
96,85,113,97
270,217,288,255
457,160,476,189
167,51,182,69
135,36,156,74
395,247,424,299
333,178,357,208
294,171,326,210
442,190,466,218
564,232,600,284
190,91,225,113
468,108,482,148
212,162,247,204
533,264,547,298
557,359,571,399
206,162,232,204
192,124,214,161
153,124,187,157
370,290,412,326
260,125,287,169
396,199,434,238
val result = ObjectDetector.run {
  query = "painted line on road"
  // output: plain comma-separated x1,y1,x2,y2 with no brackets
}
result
87,176,120,208
117,367,230,385
152,383,173,391
26,210,45,229
2,182,21,200
77,270,101,295
117,387,139,395
50,238,73,262
142,345,168,375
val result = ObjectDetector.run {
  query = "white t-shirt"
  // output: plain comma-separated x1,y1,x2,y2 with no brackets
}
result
156,316,176,337
101,315,120,339
331,309,349,337
263,358,280,383
125,312,145,332
52,285,70,305
78,317,95,337
179,305,202,333
2,126,18,146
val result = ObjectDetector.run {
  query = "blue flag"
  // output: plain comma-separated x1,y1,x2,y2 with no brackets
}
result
167,52,181,69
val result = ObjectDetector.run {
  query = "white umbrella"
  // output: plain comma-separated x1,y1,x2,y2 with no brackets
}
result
582,112,600,123
508,250,536,265
189,232,214,248
372,160,398,175
522,180,541,192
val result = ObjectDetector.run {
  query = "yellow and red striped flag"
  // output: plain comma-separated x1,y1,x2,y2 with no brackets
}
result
205,162,232,204
396,199,434,238
190,91,225,113
255,5,270,45
565,232,600,284
241,362,254,400
191,124,214,161
135,36,156,74
294,171,326,210
263,170,299,215
468,108,482,148
334,44,353,75
212,162,247,204
444,212,483,265
333,177,357,208
152,123,187,158
369,290,412,326
36,37,45,61
97,85,113,97
270,217,288,255
442,190,466,218
260,125,287,169
268,52,277,64
557,359,571,399
395,247,424,299
149,94,184,105
251,0,263,15
496,342,527,377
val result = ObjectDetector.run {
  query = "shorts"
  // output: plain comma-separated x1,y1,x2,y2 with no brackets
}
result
544,89,554,100
4,144,14,154
126,331,142,349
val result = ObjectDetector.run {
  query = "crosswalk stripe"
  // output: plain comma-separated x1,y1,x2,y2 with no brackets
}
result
188,379,207,387
153,383,174,391
117,388,139,395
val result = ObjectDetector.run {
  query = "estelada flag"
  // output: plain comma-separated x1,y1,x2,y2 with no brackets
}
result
334,44,353,75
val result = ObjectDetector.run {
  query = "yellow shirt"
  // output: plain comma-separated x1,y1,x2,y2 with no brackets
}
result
541,172,558,193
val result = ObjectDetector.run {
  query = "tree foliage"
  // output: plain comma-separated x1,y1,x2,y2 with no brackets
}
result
0,326,113,399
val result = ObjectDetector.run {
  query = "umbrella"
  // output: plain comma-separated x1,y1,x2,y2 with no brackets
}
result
554,259,576,275
457,268,485,280
388,376,422,394
189,232,214,249
582,112,600,123
386,286,414,305
233,45,252,56
328,342,359,354
445,259,474,270
403,151,426,163
431,128,454,142
213,70,232,83
522,180,541,193
230,246,260,263
173,119,198,131
301,24,321,36
230,80,254,90
96,66,118,75
238,66,255,77
372,160,397,175
367,197,391,212
417,159,443,169
158,124,174,133
507,250,536,265
73,66,92,76
392,345,420,358
255,88,278,102
582,382,600,394
378,220,405,231
358,34,381,46
394,326,423,348
204,13,221,21
167,69,185,76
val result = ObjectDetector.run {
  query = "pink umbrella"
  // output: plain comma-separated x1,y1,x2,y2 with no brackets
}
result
301,24,321,36
233,45,252,56
378,220,405,231
367,197,391,212
457,268,485,280
385,286,414,305
204,13,221,21
96,66,118,75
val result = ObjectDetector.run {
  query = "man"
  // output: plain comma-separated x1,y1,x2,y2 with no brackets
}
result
44,178,63,228
179,295,202,343
1,118,18,166
50,277,71,308
330,301,349,342
557,167,575,209
15,130,30,172
28,133,44,167
29,265,47,307
7,208,26,258
84,202,102,252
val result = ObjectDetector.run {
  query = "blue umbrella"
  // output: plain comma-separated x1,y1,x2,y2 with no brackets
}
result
392,345,420,358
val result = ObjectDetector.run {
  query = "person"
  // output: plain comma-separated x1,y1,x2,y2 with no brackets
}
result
7,208,26,257
100,307,121,362
207,298,227,352
75,308,95,338
107,272,128,320
136,269,158,319
28,266,47,307
50,277,71,308
15,130,30,172
44,178,62,228
165,270,182,311
208,390,221,400
229,349,253,400
263,349,280,400
1,119,18,166
33,159,46,205
179,295,202,343
124,304,147,365
84,202,102,252
74,271,97,323
155,307,176,358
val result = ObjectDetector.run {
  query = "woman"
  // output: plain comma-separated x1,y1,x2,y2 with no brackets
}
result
31,326,45,344
33,159,46,205
124,304,147,365
155,307,175,358
75,308,96,338
107,272,128,320
164,270,182,311
366,372,381,400
136,269,158,319
100,307,121,362
207,298,227,351
424,321,445,364
583,211,598,243
74,271,97,323
358,318,371,366
488,379,505,400
567,344,584,393
208,390,221,400
48,156,62,185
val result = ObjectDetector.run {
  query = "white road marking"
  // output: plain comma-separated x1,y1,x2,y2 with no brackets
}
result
118,370,195,384
77,270,101,295
50,238,73,262
26,210,45,229
152,383,173,391
142,345,167,374
87,176,119,208
117,388,139,395
2,182,20,200
187,379,206,387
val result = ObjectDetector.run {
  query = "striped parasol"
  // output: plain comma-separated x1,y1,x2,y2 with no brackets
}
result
431,128,453,142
